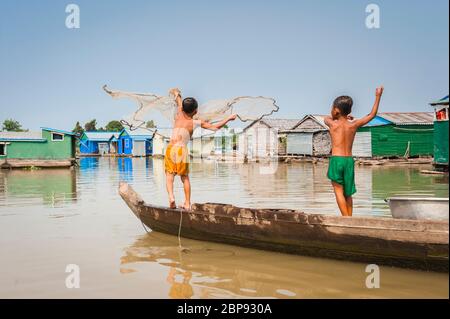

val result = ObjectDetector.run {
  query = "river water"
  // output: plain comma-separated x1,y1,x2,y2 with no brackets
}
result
0,157,448,298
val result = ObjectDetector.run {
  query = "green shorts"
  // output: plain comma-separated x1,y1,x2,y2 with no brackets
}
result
327,156,356,197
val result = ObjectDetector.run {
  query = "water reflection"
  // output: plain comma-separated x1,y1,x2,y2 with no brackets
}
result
120,232,448,299
78,157,99,170
166,267,194,299
118,157,134,182
115,157,154,183
0,157,448,298
0,169,77,207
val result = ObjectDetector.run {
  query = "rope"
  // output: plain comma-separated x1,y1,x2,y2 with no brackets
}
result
140,216,151,234
177,210,183,249
403,141,410,158
139,209,185,250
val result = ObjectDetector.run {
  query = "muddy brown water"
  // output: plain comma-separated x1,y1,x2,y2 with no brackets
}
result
0,157,448,298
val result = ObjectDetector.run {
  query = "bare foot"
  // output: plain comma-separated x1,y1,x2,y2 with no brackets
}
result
180,203,191,211
169,199,176,209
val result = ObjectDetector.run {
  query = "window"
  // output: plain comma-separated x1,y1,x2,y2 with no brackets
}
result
435,108,448,121
0,144,5,156
52,133,64,141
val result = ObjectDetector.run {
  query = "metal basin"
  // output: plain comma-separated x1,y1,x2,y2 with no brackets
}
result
386,197,449,221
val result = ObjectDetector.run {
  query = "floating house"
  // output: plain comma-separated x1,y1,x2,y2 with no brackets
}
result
152,129,172,157
282,115,331,156
213,128,241,156
357,112,434,158
430,96,449,170
78,131,120,155
238,118,301,159
191,129,215,158
0,127,76,168
117,128,154,157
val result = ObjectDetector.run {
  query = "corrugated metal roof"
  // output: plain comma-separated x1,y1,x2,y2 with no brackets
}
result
378,112,433,125
0,131,44,141
365,116,392,127
309,115,328,128
83,132,119,141
261,118,301,131
122,128,155,139
281,115,329,133
41,127,75,136
430,95,449,106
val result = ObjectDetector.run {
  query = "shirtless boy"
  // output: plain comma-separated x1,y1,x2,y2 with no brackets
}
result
165,88,237,210
324,86,384,216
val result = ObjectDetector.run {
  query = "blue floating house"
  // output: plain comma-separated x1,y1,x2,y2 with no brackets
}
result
117,128,154,157
79,132,120,155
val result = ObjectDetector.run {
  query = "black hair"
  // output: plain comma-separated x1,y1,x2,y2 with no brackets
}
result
182,97,198,114
333,96,353,116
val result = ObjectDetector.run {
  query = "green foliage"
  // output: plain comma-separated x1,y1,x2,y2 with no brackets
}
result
146,120,156,128
72,121,84,136
84,119,97,132
2,119,25,132
105,120,124,132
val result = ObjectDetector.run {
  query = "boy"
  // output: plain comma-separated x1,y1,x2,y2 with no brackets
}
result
165,88,237,210
324,86,384,216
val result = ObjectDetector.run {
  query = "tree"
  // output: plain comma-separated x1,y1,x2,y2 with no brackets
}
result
2,119,24,132
146,120,156,129
84,119,97,132
105,120,124,132
72,121,84,136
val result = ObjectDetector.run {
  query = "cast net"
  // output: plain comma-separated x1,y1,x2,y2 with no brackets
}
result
103,85,278,130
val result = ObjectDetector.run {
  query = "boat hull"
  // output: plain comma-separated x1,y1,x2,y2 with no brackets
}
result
119,183,449,272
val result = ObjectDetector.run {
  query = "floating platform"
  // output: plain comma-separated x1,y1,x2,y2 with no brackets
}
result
0,159,75,169
119,182,449,272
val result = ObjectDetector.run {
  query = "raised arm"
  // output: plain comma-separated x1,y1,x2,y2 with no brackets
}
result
324,116,334,127
169,88,182,114
201,114,237,131
354,86,384,128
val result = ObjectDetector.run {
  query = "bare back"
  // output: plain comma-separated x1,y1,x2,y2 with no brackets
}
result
170,112,200,147
328,119,359,156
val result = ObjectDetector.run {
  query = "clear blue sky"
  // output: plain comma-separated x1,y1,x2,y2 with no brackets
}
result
0,0,448,130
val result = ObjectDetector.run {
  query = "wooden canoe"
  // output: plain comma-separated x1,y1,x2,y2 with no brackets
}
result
119,182,449,272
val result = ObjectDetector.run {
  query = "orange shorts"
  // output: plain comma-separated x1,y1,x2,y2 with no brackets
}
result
164,144,189,176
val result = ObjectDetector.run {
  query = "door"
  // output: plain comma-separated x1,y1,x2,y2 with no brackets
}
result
246,134,253,159
133,141,146,157
120,139,125,154
287,133,313,155
353,132,372,157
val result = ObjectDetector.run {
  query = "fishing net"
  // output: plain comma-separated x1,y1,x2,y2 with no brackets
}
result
103,85,278,130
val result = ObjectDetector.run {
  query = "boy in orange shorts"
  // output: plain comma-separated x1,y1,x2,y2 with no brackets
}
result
165,88,237,210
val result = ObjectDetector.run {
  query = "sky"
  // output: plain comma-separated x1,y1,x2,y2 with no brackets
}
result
0,0,448,130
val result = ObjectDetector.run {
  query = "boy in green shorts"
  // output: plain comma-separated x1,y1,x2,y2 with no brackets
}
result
324,86,384,216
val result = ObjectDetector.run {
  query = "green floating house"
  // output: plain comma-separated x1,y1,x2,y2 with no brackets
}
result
356,112,434,158
430,95,449,170
0,127,76,169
